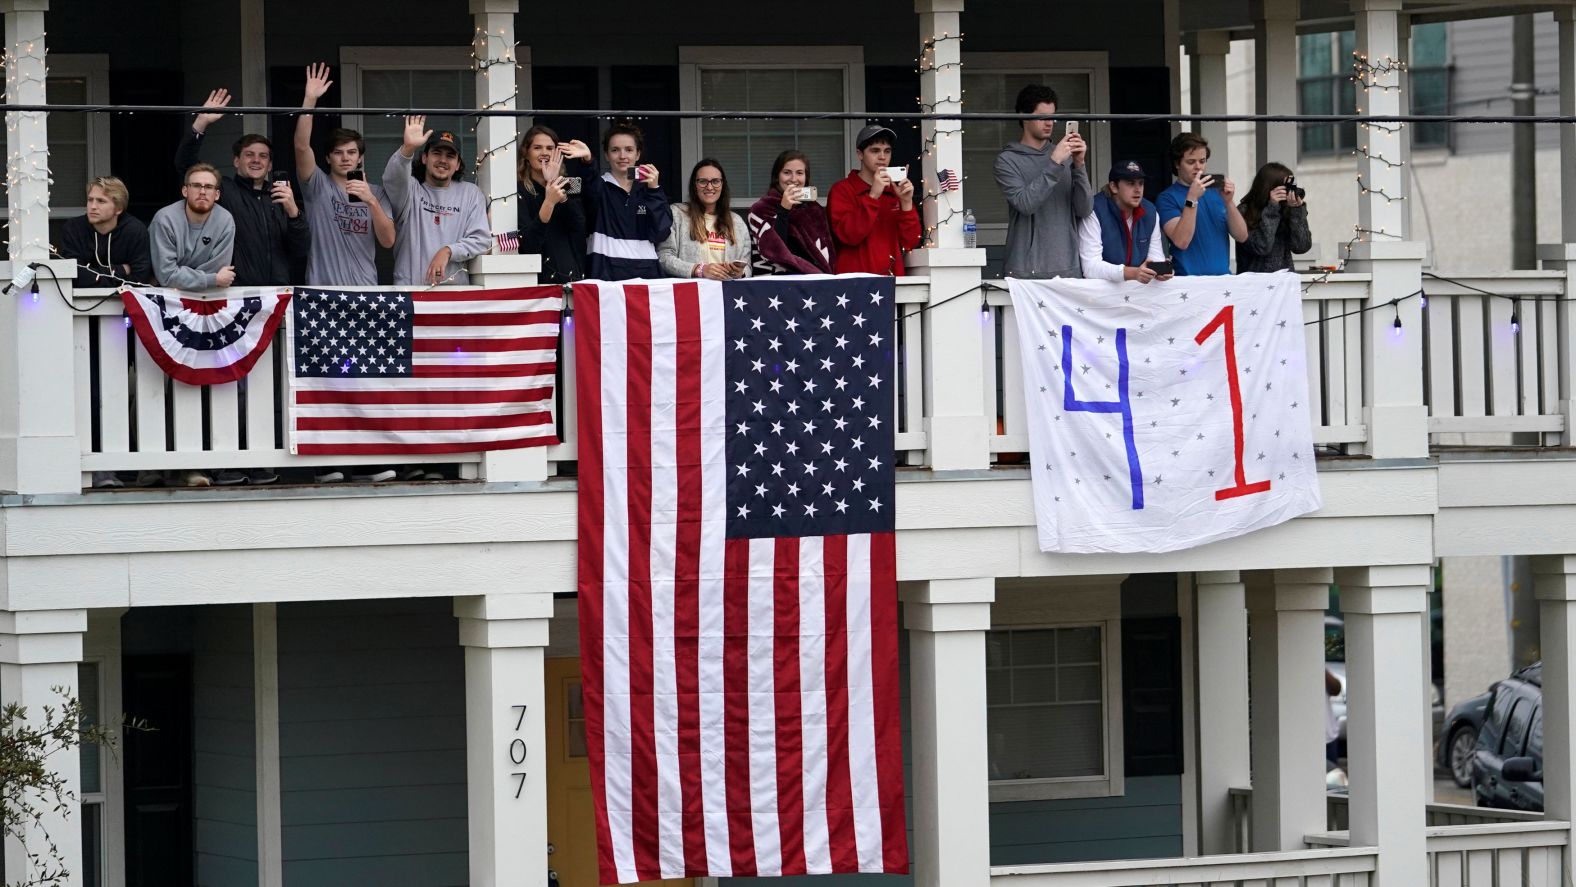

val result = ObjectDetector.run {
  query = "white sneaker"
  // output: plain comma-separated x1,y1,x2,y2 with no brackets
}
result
314,470,346,483
354,469,398,483
183,470,213,487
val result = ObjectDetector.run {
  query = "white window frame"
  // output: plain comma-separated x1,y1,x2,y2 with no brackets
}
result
987,581,1125,802
677,46,865,209
960,51,1111,248
336,45,533,145
82,615,126,887
2,53,110,218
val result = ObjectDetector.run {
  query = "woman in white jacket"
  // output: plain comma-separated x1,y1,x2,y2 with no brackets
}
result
659,158,752,279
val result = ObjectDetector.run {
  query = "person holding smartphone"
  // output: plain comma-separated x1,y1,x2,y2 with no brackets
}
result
659,158,752,280
294,63,396,286
558,119,670,281
515,124,590,284
175,87,310,286
1157,131,1248,276
1077,160,1172,284
1236,161,1312,273
828,124,921,275
993,84,1093,279
748,149,836,276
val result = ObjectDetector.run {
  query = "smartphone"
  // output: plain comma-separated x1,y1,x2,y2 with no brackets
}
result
886,166,908,183
346,168,365,203
1149,260,1174,276
799,185,818,202
1204,174,1226,190
729,261,748,278
563,176,582,195
631,165,652,183
1065,120,1080,137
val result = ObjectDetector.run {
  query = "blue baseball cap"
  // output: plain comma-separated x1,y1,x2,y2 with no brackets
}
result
1108,160,1148,182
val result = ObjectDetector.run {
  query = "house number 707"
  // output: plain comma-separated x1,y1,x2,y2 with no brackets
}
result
510,704,527,799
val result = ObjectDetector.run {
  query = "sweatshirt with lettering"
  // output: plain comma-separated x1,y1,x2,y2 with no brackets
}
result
149,201,235,291
381,149,493,286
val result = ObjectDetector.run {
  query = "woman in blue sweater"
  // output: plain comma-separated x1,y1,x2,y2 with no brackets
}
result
562,120,671,280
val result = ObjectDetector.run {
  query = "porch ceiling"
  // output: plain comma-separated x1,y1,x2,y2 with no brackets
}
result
1180,0,1575,37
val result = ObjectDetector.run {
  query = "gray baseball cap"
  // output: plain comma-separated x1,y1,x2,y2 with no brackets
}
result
855,124,897,150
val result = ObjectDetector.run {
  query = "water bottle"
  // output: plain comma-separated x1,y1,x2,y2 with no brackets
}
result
962,209,978,249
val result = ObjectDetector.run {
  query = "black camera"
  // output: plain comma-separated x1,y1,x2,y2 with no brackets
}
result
1283,175,1306,200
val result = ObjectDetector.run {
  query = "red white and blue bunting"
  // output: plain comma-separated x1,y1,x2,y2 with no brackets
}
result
121,287,292,386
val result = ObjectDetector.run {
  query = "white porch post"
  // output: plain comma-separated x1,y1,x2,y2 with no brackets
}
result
911,0,988,472
1336,565,1430,887
456,592,554,887
1191,571,1251,855
1348,0,1427,461
1,608,87,887
1252,0,1299,169
1247,569,1331,851
1534,555,1576,825
903,578,993,887
1184,31,1232,174
0,0,78,494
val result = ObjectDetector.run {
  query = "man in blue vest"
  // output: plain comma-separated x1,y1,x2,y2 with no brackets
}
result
1077,160,1172,284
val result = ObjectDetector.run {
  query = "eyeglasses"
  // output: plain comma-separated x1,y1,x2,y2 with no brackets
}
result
695,178,724,187
184,183,220,192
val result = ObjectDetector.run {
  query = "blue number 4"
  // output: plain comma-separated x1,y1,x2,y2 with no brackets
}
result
1061,325,1144,510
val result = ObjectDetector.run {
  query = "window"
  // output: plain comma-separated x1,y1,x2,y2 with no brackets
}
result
78,661,104,887
1297,24,1450,158
1501,698,1534,757
986,582,1123,801
0,54,110,219
679,47,864,208
958,53,1110,246
340,48,479,173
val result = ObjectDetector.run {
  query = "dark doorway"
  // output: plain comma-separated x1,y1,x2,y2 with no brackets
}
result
122,654,194,887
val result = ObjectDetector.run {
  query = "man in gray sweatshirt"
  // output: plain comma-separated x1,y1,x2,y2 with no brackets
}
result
993,84,1094,279
382,116,492,286
150,163,237,291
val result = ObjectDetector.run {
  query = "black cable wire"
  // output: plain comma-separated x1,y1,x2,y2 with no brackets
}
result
1422,271,1576,303
7,103,1576,125
36,263,120,312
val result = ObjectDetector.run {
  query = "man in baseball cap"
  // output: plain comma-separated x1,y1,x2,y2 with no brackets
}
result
1077,159,1171,284
381,115,492,286
828,122,921,274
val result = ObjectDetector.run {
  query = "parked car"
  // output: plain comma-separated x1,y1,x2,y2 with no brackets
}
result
1439,688,1491,788
1470,663,1544,811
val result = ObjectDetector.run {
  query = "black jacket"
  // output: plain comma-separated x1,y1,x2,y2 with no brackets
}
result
175,127,310,286
1235,200,1312,274
517,161,589,284
58,213,154,289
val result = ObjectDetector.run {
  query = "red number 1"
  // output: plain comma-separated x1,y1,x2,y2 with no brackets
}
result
1195,305,1272,501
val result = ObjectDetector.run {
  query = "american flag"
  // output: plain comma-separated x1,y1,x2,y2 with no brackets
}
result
495,230,521,255
575,276,907,883
286,286,562,455
937,168,960,193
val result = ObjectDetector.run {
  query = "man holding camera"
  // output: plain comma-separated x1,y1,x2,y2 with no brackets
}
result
994,84,1093,280
382,116,492,286
176,88,310,287
294,64,396,287
1157,131,1248,276
1078,160,1171,284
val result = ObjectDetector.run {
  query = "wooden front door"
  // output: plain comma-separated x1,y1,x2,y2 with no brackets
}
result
545,657,690,887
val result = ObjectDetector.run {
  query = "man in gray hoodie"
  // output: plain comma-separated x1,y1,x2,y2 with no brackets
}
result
150,163,237,291
383,116,492,286
993,84,1094,279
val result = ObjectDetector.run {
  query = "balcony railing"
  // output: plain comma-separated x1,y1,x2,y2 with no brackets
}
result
990,846,1378,887
1305,821,1570,887
59,260,1575,487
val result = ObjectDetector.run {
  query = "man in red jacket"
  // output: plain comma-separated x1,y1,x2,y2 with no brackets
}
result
828,124,922,275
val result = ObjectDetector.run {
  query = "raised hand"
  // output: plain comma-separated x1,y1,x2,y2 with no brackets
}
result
194,88,232,133
403,115,432,153
559,140,592,161
302,63,333,107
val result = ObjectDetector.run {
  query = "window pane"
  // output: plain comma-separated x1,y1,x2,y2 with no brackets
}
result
81,802,102,887
961,69,1095,227
1411,68,1451,148
78,662,101,795
989,701,1103,779
699,67,845,206
986,625,1106,782
1057,626,1100,663
1411,22,1447,67
1012,666,1056,704
1299,34,1332,78
361,69,475,177
1010,628,1056,666
1337,31,1356,70
1058,664,1102,702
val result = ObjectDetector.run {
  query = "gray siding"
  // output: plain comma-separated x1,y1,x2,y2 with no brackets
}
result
277,598,468,887
989,775,1184,865
192,605,258,887
1448,13,1561,155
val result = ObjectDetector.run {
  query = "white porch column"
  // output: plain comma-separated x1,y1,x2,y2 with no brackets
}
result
0,0,78,494
1336,565,1430,887
1192,571,1251,855
1247,569,1331,851
1,608,87,887
1534,555,1576,824
903,578,993,887
456,592,554,887
1352,0,1407,239
1184,30,1232,174
1252,0,1299,169
912,0,988,472
1558,8,1576,242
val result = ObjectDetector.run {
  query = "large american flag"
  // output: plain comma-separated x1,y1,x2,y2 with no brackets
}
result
576,275,907,883
286,286,562,455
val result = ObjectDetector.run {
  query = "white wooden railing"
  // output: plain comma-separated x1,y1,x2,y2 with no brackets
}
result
990,846,1378,887
1230,788,1545,854
1420,272,1569,447
66,264,1574,484
1304,821,1570,887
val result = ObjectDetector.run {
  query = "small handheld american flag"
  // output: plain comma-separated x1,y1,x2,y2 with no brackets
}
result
937,168,960,193
494,230,521,255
